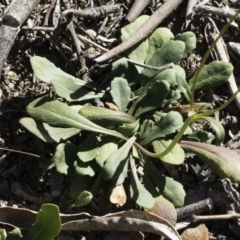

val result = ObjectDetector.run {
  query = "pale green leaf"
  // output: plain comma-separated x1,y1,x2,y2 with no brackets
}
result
73,191,93,207
52,142,79,175
188,61,233,91
78,105,136,127
74,160,96,176
6,228,23,240
19,117,80,143
130,157,154,209
0,230,6,240
174,31,196,57
110,77,131,112
144,160,185,207
199,116,225,145
30,56,103,101
140,40,185,80
26,97,124,139
51,79,104,102
134,80,170,118
152,140,185,165
146,28,174,63
103,136,136,181
77,133,98,162
96,136,118,167
140,111,183,146
25,204,61,240
109,58,129,80
120,15,149,72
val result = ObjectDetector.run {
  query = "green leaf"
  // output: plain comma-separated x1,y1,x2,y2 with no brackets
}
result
120,15,149,72
74,159,97,176
198,116,225,145
19,117,80,143
174,66,191,102
6,228,23,240
174,32,196,57
110,77,131,112
146,28,174,63
140,40,186,80
96,136,118,167
73,191,93,207
30,56,103,101
103,136,136,182
180,141,240,183
134,80,170,118
109,58,129,79
146,195,177,226
116,119,140,136
79,105,137,127
188,61,233,91
52,142,79,175
26,97,125,139
51,79,104,102
70,175,95,199
151,65,185,87
130,157,154,209
184,130,214,144
0,230,6,240
77,133,98,162
140,111,183,146
144,160,185,207
152,140,185,165
25,204,61,240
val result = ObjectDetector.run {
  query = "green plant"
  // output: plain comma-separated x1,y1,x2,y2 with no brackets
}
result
20,14,240,217
3,204,61,240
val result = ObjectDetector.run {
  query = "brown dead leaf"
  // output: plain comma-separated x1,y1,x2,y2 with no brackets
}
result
181,224,209,240
110,184,127,207
105,102,119,111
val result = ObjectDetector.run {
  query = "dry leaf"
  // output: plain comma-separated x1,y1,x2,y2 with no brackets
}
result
181,224,209,240
110,184,127,207
105,102,119,111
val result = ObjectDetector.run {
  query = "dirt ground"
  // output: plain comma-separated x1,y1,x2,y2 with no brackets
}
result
1,0,240,239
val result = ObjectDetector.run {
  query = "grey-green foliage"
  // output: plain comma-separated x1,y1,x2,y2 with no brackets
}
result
19,15,235,213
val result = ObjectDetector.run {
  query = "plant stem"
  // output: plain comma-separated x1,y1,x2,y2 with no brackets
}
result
133,115,194,158
189,8,240,111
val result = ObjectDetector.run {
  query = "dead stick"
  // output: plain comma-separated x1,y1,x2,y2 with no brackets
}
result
126,0,151,22
95,0,183,63
43,0,57,26
0,0,41,78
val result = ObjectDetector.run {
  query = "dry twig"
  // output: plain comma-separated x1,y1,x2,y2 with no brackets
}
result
95,0,183,63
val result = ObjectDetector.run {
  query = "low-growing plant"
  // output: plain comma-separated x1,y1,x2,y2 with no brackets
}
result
20,13,240,219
